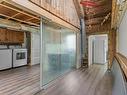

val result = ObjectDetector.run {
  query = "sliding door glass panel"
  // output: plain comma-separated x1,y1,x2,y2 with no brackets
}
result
42,25,61,85
60,29,76,74
42,24,76,86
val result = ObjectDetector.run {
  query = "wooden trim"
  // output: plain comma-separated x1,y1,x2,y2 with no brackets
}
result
86,31,109,36
115,53,127,79
73,0,82,19
108,29,116,69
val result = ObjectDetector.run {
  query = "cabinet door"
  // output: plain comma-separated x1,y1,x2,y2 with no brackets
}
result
12,31,24,43
0,29,6,43
12,31,18,43
17,32,24,43
0,29,24,44
8,30,13,43
6,30,12,43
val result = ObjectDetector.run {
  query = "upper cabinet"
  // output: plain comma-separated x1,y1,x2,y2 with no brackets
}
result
29,0,80,28
0,28,24,44
0,29,6,42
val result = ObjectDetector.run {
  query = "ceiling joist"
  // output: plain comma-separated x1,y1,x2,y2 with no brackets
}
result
0,1,40,27
0,13,39,27
83,0,112,33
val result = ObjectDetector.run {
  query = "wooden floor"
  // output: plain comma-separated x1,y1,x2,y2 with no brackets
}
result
0,65,40,95
0,64,112,95
36,64,113,95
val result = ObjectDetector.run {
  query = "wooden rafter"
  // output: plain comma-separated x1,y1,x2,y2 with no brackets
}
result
6,13,21,20
101,12,111,26
0,1,40,27
0,3,39,20
26,18,34,21
83,0,112,33
0,13,39,27
73,0,84,18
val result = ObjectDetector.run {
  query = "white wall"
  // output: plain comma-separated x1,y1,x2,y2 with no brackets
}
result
118,10,127,57
94,39,105,64
94,35,108,64
31,32,40,65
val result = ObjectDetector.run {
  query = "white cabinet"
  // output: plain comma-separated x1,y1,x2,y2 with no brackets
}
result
0,49,12,70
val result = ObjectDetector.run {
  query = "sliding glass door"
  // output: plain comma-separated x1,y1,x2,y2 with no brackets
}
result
60,29,76,74
41,23,76,86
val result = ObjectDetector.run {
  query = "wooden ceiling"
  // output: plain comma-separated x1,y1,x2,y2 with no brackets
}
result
0,1,40,27
83,0,112,33
0,0,112,32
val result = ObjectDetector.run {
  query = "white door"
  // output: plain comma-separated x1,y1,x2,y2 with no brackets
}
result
31,32,40,65
94,39,106,64
88,36,94,66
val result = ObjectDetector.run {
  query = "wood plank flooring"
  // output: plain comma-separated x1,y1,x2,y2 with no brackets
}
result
0,65,40,95
36,64,113,95
0,64,112,95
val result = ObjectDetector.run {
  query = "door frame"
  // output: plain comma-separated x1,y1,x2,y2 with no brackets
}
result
88,34,108,66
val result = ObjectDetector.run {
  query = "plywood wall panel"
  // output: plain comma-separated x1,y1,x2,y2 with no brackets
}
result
0,29,24,44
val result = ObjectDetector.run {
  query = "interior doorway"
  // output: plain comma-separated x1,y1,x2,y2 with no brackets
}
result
26,32,31,65
88,34,108,66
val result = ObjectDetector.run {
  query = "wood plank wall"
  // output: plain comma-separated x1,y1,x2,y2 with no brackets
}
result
29,0,80,28
112,0,127,29
0,28,24,44
108,29,116,69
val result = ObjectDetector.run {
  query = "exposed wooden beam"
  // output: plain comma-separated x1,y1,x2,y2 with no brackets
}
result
26,17,34,21
0,13,39,27
7,12,20,20
101,12,111,26
0,0,4,3
86,23,111,33
85,17,104,25
7,0,80,32
84,4,111,14
85,11,111,20
73,0,84,18
0,3,40,20
86,31,109,36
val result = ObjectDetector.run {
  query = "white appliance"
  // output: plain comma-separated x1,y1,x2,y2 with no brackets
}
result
13,49,27,67
0,49,12,70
